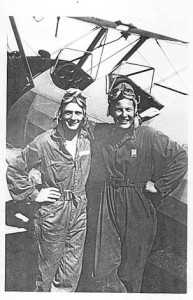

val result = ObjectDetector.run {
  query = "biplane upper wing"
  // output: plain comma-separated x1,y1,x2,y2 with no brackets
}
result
69,17,188,44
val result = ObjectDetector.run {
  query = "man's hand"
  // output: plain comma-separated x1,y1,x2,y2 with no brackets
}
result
35,187,61,203
145,181,158,193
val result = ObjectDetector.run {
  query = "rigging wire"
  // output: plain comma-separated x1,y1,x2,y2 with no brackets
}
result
137,50,163,82
156,40,188,92
51,26,98,56
143,67,188,93
155,66,188,85
94,35,123,49
94,30,108,80
136,49,188,94
86,38,140,74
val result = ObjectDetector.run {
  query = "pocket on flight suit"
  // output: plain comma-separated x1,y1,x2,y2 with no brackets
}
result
34,208,68,245
35,199,69,232
46,161,70,183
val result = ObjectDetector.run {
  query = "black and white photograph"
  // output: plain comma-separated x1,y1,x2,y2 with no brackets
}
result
1,0,192,297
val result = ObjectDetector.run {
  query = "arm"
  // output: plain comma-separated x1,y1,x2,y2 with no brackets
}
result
6,138,42,203
150,131,188,198
7,138,61,204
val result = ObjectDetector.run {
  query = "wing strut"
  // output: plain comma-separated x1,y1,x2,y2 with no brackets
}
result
9,17,34,90
77,27,107,68
113,36,148,69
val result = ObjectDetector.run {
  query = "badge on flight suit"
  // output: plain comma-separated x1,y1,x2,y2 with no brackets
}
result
131,149,137,158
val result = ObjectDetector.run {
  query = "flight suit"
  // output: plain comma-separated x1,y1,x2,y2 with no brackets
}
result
91,123,187,292
6,123,91,292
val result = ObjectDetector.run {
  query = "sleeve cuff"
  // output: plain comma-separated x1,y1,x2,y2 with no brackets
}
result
154,180,166,197
26,189,40,204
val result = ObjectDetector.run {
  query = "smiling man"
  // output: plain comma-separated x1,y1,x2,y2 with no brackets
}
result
6,89,91,292
88,79,188,293
108,83,136,129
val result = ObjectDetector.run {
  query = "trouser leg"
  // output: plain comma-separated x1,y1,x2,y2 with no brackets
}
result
93,182,158,293
34,201,71,292
93,270,127,293
93,190,127,292
118,214,157,292
34,222,68,291
51,197,87,292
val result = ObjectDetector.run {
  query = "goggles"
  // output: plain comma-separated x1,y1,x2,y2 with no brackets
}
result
61,89,87,108
108,86,136,102
107,85,139,117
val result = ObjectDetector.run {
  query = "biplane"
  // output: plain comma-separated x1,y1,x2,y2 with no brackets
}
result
6,16,188,293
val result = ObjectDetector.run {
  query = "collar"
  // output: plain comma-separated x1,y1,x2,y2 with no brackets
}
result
111,124,135,140
105,124,135,152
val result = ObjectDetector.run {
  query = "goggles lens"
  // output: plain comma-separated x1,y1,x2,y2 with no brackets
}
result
62,89,87,107
109,87,135,101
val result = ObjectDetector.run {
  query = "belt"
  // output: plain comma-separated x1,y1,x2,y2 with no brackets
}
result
60,189,86,208
109,175,145,189
35,189,86,222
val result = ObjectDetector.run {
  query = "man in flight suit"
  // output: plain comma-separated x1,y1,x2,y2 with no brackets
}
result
6,89,91,292
89,78,188,292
